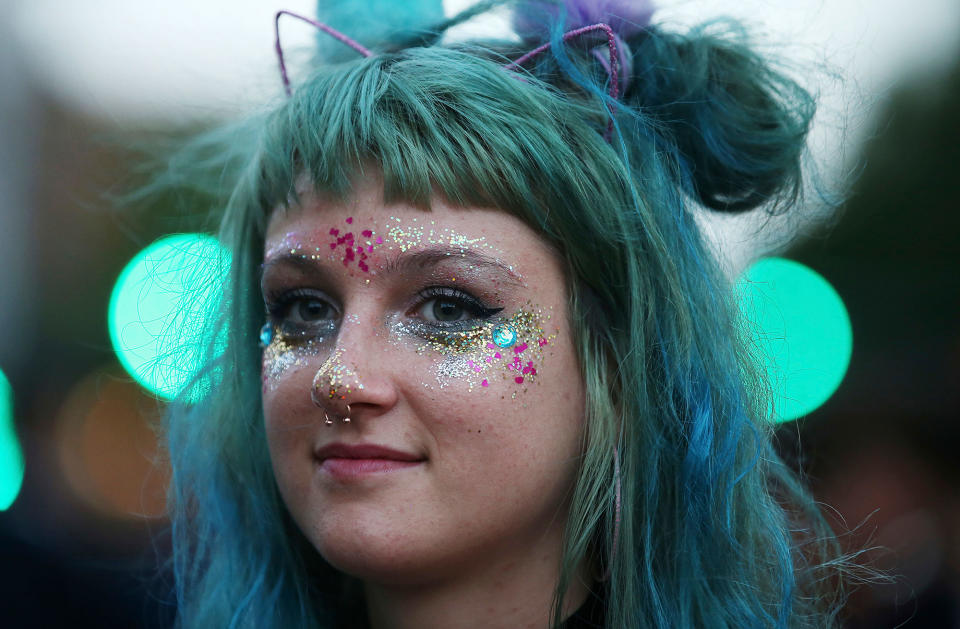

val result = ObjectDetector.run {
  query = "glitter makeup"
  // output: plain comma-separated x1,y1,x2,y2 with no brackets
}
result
262,215,537,396
311,347,365,404
391,304,555,392
266,215,520,284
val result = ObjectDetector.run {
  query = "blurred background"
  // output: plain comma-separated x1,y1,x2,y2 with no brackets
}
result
0,0,958,627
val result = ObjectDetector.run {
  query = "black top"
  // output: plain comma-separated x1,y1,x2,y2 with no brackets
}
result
562,588,606,629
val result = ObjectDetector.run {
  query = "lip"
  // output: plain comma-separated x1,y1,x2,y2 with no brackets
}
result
315,443,426,480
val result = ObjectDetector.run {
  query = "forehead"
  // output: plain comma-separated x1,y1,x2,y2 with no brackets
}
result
263,180,560,281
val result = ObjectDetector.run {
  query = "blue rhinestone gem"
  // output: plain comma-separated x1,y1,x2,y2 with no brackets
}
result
491,324,517,348
259,323,274,348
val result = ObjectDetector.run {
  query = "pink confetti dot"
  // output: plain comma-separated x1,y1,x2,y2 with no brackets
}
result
362,229,372,237
514,342,528,355
367,245,374,253
485,357,492,363
494,352,501,359
329,228,339,236
538,338,548,347
515,376,524,384
481,379,489,387
344,232,354,241
329,242,337,250
486,343,496,350
375,236,383,244
346,217,353,224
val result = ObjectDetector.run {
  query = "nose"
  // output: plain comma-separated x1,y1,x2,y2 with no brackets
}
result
309,326,398,425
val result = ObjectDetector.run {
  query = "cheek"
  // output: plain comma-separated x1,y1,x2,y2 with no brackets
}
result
421,319,584,470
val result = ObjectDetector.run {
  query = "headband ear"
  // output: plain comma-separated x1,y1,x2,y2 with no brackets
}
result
274,10,373,96
504,23,625,141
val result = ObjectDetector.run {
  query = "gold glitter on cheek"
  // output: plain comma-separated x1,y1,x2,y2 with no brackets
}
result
261,334,324,392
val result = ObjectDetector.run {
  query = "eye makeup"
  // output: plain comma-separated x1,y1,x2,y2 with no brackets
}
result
261,214,546,395
394,303,556,394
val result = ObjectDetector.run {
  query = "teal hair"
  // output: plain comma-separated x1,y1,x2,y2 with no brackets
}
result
155,4,847,627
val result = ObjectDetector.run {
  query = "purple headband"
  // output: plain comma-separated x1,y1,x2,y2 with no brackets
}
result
274,4,650,139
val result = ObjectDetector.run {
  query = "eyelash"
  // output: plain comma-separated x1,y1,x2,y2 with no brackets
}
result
262,285,504,337
415,286,503,325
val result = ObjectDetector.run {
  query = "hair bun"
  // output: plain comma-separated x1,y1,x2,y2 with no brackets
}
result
513,0,654,41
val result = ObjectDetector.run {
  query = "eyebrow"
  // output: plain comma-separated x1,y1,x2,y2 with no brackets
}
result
261,245,525,288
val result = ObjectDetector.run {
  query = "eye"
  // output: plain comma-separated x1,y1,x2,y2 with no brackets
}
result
292,296,335,322
265,289,339,336
414,287,502,326
426,297,467,322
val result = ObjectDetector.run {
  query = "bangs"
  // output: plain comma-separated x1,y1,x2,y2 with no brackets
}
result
254,47,620,238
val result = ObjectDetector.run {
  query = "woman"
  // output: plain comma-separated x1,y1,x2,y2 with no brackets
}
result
157,1,846,626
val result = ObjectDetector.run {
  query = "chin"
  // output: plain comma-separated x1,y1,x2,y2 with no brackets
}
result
310,515,444,585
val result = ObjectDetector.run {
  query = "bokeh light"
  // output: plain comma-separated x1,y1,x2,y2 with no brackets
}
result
737,257,853,422
0,368,24,510
108,233,229,400
56,368,169,519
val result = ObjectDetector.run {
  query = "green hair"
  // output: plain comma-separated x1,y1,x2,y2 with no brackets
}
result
153,10,848,628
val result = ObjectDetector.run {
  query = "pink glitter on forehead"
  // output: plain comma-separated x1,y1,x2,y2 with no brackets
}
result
327,216,380,273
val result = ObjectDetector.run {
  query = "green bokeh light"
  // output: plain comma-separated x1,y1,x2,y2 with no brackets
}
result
737,257,853,422
108,234,230,400
0,368,24,511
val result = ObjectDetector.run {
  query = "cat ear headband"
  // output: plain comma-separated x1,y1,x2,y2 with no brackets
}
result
273,4,651,140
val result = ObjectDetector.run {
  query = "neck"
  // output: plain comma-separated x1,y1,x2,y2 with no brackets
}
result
363,532,592,629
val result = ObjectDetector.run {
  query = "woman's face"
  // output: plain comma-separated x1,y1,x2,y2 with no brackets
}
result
260,178,585,584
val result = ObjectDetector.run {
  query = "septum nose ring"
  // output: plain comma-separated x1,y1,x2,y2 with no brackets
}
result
323,405,351,425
